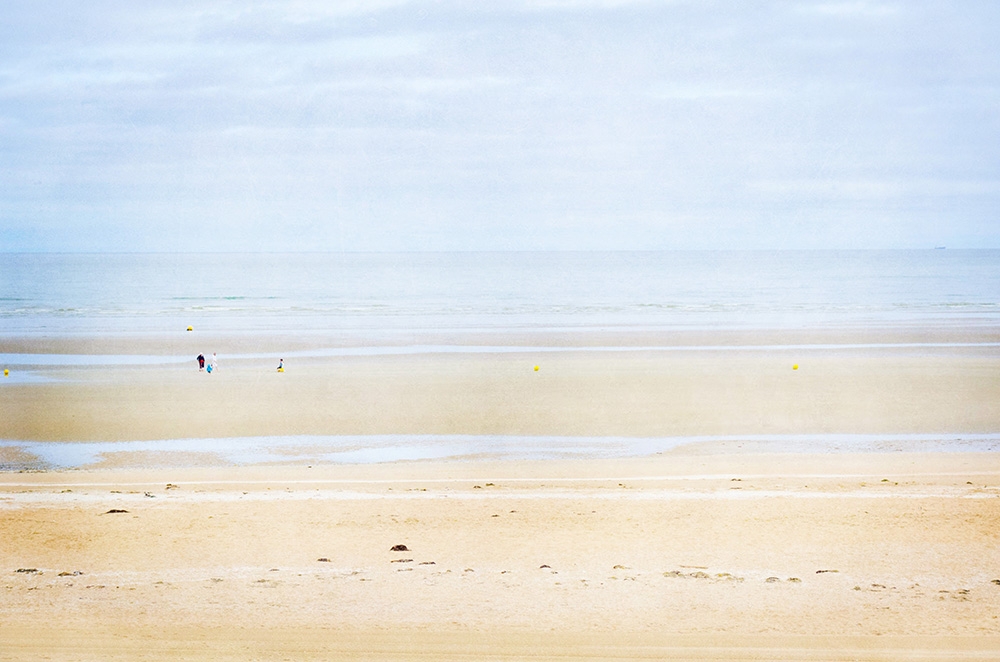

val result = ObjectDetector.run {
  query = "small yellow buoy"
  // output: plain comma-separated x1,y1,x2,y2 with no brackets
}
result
534,365,539,371
3,369,8,377
187,326,193,331
792,364,799,370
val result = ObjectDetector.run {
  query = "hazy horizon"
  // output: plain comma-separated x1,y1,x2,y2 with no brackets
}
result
3,247,993,255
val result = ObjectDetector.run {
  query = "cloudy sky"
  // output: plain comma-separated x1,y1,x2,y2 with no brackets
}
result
1,1,998,251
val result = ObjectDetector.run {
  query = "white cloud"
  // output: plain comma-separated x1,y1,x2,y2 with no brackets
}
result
647,84,778,101
747,178,1000,199
518,0,663,9
746,179,910,198
0,0,998,250
798,2,901,18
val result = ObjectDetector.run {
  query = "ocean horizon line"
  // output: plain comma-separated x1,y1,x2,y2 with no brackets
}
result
2,247,997,256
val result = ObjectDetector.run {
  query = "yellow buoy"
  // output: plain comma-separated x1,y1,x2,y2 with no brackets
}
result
792,364,799,370
3,369,8,377
187,326,193,331
533,365,539,371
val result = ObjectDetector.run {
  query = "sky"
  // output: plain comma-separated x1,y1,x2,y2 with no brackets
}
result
1,0,998,252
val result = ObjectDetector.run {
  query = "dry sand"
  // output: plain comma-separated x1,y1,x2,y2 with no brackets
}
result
2,327,999,660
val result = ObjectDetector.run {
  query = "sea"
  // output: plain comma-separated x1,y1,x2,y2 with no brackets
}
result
3,250,999,336
2,250,999,468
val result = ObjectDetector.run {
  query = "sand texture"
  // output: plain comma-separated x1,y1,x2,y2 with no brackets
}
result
3,457,1000,660
2,327,999,660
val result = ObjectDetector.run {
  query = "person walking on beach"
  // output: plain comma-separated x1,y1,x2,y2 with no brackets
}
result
197,354,205,371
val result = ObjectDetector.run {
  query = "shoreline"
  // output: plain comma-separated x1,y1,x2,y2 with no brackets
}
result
4,432,1000,473
3,323,998,659
4,322,1000,351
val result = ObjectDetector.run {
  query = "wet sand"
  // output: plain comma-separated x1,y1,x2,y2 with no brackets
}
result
2,326,999,660
2,327,999,444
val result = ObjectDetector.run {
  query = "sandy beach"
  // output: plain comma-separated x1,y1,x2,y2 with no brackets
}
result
2,326,1000,660
3,326,999,444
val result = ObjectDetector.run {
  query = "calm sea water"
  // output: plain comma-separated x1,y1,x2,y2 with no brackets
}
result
2,250,998,335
